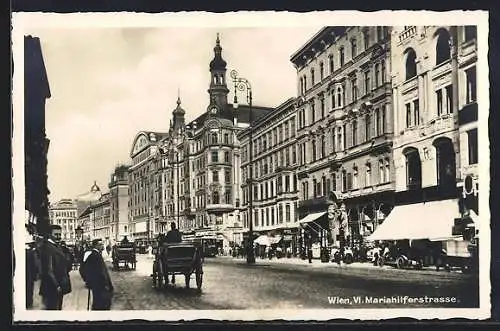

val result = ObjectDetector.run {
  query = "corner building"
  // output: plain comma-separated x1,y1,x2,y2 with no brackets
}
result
290,26,395,249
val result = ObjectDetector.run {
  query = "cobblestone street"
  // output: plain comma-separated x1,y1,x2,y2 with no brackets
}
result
107,254,479,310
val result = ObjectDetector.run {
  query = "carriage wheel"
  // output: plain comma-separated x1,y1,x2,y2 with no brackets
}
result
396,257,405,269
185,274,191,289
195,270,203,291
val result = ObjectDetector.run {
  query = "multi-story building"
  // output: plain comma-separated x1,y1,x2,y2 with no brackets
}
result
49,199,78,244
89,192,111,244
290,26,394,249
128,131,167,241
238,97,301,254
24,35,51,236
367,26,479,261
108,165,131,242
159,34,273,250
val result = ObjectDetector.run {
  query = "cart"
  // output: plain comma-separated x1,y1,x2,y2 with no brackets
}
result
152,242,203,291
112,242,137,270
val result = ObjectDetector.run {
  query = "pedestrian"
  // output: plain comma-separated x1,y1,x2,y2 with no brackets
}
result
59,241,74,274
39,224,72,310
79,239,114,310
305,232,313,264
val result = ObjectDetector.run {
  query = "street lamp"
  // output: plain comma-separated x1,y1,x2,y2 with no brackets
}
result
231,69,255,264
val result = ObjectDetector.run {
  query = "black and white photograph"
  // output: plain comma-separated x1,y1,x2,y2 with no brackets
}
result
12,11,490,321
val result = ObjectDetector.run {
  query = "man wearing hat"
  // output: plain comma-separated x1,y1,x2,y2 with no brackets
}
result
25,225,40,309
39,224,72,310
80,238,114,310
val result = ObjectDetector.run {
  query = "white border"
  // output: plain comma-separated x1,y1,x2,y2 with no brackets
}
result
12,10,490,321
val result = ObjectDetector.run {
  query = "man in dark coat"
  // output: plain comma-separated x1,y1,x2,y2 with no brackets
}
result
165,222,182,243
39,225,72,310
25,240,40,309
80,239,114,310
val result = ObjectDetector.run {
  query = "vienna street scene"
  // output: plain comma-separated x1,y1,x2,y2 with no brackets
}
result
14,13,488,319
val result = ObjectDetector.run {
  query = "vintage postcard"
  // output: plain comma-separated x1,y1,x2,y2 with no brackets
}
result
12,10,490,321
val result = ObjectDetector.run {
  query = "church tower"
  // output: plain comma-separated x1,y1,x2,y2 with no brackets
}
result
171,93,185,135
207,33,229,109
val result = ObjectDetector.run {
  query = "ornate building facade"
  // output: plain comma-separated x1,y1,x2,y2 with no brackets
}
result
49,199,78,244
109,165,131,242
290,26,394,249
238,97,301,254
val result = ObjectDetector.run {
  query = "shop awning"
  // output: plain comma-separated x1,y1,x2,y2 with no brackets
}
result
270,236,282,244
298,211,327,224
368,199,460,241
254,235,271,246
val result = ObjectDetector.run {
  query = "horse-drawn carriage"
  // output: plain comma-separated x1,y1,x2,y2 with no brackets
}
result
151,241,203,291
112,242,137,270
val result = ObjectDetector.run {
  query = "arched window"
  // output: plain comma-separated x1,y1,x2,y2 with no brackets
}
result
403,147,422,190
211,133,218,144
433,138,456,191
405,48,417,80
213,191,220,204
436,29,451,65
339,47,345,67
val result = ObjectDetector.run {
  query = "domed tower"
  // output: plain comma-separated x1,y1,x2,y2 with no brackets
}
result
171,93,186,134
208,33,229,109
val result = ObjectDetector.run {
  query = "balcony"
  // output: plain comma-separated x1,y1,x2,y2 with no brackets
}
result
398,26,417,43
402,76,418,94
431,60,452,80
206,203,233,212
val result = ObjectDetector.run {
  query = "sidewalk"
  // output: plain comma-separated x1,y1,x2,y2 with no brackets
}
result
219,256,460,274
30,269,90,310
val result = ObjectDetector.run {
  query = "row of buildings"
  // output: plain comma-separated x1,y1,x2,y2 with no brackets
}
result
55,26,479,255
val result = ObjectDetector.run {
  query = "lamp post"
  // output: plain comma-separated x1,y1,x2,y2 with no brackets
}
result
231,69,255,264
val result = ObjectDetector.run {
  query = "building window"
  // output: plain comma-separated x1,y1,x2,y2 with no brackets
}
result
212,191,220,204
291,118,296,137
311,102,316,123
434,138,456,189
340,47,345,67
225,169,230,183
465,26,477,42
351,77,358,102
311,68,315,86
342,124,347,149
413,99,420,126
377,26,383,41
436,29,451,65
375,108,381,136
337,127,342,152
363,29,370,50
225,191,231,204
303,75,307,92
436,89,443,116
353,167,358,189
382,105,386,133
466,67,477,104
385,159,390,184
312,178,317,197
374,63,380,87
320,134,326,158
379,159,385,183
285,204,291,222
211,133,218,144
320,98,325,118
224,133,229,144
365,114,371,141
446,85,453,113
364,71,370,95
405,48,417,80
224,151,230,163
404,148,422,190
366,163,371,187
468,129,478,164
320,62,324,81
211,150,218,163
352,120,358,146
212,170,219,182
351,38,357,58
292,145,297,164
329,55,334,74
406,103,412,128
342,170,347,192
381,60,386,84
336,86,343,108
312,139,317,161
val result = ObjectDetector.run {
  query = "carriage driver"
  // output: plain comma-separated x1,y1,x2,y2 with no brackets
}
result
164,222,182,285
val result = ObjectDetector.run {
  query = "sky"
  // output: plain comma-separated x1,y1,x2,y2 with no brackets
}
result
26,26,321,202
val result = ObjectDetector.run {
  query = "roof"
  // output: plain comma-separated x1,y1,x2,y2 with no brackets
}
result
290,26,347,67
186,103,273,129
